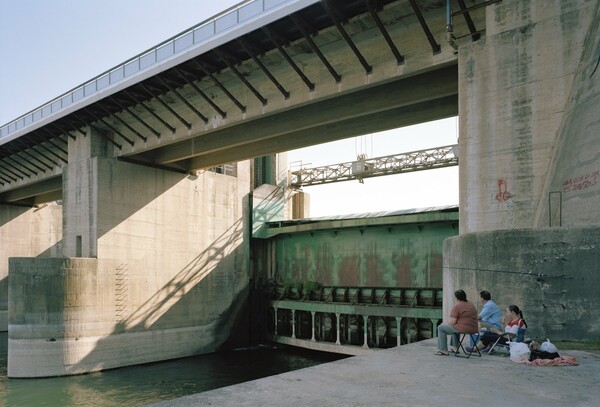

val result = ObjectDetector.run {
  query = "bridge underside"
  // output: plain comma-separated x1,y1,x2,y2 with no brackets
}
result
0,0,486,205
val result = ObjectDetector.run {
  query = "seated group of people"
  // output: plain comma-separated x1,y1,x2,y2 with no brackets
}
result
435,289,527,356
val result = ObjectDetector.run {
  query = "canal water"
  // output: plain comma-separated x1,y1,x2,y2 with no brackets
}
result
0,333,347,406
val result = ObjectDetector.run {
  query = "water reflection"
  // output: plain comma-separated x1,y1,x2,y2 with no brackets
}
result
0,333,347,406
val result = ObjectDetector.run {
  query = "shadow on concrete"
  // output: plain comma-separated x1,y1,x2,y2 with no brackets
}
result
66,210,252,374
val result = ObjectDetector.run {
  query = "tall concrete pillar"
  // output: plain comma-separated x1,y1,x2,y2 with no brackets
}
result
448,0,600,342
458,0,598,233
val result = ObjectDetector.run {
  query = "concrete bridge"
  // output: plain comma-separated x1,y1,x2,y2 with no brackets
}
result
1,0,599,377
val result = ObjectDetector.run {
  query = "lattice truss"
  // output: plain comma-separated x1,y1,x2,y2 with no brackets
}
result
289,144,458,187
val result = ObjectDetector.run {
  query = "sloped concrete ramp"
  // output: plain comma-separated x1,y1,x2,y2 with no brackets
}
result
149,339,600,407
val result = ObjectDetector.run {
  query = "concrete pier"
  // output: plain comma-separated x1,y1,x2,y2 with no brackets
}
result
148,339,600,407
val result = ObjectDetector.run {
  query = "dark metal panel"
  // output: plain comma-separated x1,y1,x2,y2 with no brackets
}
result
365,0,404,64
322,0,373,74
408,0,441,54
0,161,24,181
262,27,315,91
33,137,68,164
1,154,38,177
109,96,161,137
14,140,59,168
83,108,132,147
125,90,174,134
174,68,227,118
237,38,290,99
157,76,208,124
139,83,192,130
456,0,481,41
192,61,246,113
96,103,148,142
270,215,457,288
289,14,342,82
213,49,268,106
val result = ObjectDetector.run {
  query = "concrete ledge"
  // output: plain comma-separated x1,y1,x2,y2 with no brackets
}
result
273,336,373,356
148,338,600,407
7,325,222,378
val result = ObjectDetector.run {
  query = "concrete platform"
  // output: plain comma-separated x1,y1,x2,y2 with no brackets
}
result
148,339,600,407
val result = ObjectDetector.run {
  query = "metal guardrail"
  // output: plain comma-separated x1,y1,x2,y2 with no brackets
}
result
289,144,459,187
0,0,300,140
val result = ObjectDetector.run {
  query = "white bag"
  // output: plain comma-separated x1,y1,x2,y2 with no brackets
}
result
509,342,530,362
540,339,559,353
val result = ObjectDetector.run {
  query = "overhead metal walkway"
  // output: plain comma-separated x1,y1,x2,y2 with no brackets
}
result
289,144,458,187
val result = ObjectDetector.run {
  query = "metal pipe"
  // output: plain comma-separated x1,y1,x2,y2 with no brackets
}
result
446,0,458,50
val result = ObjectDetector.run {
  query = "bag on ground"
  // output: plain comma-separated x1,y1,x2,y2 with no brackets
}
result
540,339,559,353
509,342,530,362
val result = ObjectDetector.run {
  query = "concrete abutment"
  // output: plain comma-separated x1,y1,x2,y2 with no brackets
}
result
7,127,253,377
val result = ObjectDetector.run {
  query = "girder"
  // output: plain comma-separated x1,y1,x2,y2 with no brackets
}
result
0,0,493,204
290,144,459,187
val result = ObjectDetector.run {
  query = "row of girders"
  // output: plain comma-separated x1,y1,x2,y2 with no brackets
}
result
0,0,494,204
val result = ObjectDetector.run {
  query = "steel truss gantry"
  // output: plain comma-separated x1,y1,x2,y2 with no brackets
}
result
289,144,459,188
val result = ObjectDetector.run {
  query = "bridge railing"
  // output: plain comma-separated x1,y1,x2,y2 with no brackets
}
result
0,0,301,141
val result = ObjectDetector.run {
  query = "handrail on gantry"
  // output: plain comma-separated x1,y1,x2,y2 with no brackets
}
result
0,0,314,141
289,144,459,188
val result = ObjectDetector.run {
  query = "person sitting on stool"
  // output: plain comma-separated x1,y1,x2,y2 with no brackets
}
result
435,289,478,356
478,290,502,331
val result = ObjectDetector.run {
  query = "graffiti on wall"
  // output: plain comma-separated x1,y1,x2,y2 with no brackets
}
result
562,170,599,193
495,179,513,202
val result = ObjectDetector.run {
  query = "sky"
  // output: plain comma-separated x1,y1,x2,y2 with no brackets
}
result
0,0,458,217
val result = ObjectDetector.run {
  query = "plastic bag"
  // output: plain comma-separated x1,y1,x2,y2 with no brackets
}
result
509,342,531,362
540,339,559,353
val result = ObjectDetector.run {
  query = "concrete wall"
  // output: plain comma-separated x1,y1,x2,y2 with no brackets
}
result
444,228,600,341
533,1,600,228
445,0,600,342
458,0,598,233
8,128,253,377
0,204,62,331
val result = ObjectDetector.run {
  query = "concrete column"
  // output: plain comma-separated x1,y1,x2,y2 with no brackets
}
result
62,126,108,257
335,313,341,345
430,319,439,339
311,311,316,341
274,307,278,336
396,317,402,347
458,0,598,233
363,315,369,349
291,310,296,339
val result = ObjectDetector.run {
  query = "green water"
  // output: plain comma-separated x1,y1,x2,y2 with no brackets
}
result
0,333,346,406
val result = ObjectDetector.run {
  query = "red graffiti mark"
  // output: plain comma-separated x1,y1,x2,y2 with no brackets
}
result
495,179,513,202
563,170,599,193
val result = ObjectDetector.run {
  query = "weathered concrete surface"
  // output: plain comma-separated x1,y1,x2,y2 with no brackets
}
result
0,203,61,331
148,339,600,407
7,127,254,377
444,227,600,342
459,0,599,233
449,0,600,345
